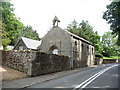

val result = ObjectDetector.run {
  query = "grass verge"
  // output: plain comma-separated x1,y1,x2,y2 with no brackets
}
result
103,56,120,59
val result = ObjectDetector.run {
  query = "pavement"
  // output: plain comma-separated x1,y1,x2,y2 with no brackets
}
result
2,66,96,89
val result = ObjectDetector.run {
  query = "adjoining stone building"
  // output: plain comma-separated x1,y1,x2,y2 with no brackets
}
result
38,16,95,69
13,37,41,50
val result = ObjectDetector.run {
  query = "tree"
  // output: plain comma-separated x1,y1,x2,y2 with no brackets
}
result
0,1,11,49
1,1,40,49
103,1,120,46
20,26,40,40
101,31,119,57
67,20,79,36
1,0,24,48
12,25,40,44
67,20,103,55
1,30,11,50
67,20,94,41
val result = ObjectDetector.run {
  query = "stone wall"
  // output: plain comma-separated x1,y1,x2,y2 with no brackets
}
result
2,50,36,74
38,27,95,69
31,52,70,76
38,27,71,57
102,59,118,64
94,58,103,65
2,50,70,76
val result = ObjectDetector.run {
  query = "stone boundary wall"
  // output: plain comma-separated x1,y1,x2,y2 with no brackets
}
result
2,50,36,74
95,58,119,65
31,52,70,76
94,58,103,65
102,59,118,64
2,50,70,76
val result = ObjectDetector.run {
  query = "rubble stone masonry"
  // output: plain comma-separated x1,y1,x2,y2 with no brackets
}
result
2,50,70,76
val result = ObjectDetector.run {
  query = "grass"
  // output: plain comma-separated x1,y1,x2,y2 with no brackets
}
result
103,56,120,59
2,76,27,81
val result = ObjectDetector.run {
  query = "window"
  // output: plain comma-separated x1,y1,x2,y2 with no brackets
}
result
73,41,77,52
52,49,58,54
19,46,23,50
75,41,77,46
87,45,89,52
82,43,84,52
92,48,94,54
49,45,59,55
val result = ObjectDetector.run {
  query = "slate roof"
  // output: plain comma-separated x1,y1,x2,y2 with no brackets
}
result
64,30,93,45
14,37,41,50
52,26,93,45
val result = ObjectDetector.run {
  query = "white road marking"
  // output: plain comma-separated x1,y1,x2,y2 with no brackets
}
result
73,64,118,90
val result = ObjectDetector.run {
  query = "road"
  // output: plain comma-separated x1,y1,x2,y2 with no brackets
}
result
22,63,119,89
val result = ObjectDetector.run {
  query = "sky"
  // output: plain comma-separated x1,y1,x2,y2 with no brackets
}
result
11,0,112,38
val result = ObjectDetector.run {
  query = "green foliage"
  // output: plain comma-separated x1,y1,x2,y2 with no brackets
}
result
103,1,120,46
95,53,103,58
67,20,95,41
19,26,40,40
67,20,103,54
1,30,11,49
103,56,120,59
101,31,119,57
1,1,24,47
1,1,40,49
13,25,40,45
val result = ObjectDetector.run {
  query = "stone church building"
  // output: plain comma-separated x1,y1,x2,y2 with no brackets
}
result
38,16,95,69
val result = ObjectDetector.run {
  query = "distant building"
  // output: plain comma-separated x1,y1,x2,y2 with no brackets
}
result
7,46,14,50
38,16,95,68
13,37,41,50
0,46,3,50
0,46,14,50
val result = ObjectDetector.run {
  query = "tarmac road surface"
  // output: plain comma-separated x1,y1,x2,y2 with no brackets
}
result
23,63,120,89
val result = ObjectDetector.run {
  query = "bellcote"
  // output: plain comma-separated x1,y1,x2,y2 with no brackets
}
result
52,16,60,27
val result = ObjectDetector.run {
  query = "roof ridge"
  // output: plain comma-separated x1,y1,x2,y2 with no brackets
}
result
63,29,92,45
21,37,40,42
20,37,41,49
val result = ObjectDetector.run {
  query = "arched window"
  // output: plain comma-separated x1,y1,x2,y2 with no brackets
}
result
81,43,84,52
73,41,77,52
87,45,89,52
75,41,77,46
92,48,94,54
49,45,59,55
52,49,58,54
